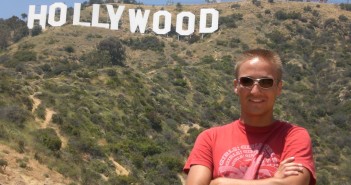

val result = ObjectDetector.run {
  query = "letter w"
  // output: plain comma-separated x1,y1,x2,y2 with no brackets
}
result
129,9,150,34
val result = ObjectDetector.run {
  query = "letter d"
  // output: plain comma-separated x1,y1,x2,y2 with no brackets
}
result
199,9,219,34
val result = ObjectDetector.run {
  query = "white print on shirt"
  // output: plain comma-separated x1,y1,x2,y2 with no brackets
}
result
218,143,279,179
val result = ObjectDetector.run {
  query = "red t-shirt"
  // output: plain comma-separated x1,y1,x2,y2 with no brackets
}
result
184,120,316,185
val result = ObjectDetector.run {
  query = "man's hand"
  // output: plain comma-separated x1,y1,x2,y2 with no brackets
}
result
209,156,309,185
274,157,304,178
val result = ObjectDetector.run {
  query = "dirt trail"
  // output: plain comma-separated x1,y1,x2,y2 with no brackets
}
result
29,94,68,149
108,156,130,176
178,173,186,185
29,94,41,123
179,123,201,134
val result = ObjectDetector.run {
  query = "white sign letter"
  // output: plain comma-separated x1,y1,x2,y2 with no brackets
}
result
27,5,47,29
107,5,125,30
92,4,109,29
152,11,171,35
129,9,150,33
73,3,90,27
176,12,195,36
48,3,67,27
199,9,219,34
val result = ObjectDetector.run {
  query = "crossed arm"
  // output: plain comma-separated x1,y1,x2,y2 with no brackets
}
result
186,157,311,185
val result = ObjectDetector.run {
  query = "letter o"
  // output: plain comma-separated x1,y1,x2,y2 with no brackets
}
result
48,3,67,27
153,11,171,35
176,12,195,36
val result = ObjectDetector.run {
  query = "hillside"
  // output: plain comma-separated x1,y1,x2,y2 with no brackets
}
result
0,1,351,184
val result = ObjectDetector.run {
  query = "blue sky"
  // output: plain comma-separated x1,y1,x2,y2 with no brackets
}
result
0,0,346,19
0,0,206,19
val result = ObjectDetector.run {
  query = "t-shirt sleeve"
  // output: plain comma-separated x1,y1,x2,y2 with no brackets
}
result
281,127,316,185
183,129,214,174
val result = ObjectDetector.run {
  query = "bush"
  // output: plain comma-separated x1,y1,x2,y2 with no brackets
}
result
230,4,241,9
64,45,75,53
34,128,62,151
219,13,243,28
13,26,29,42
0,106,31,128
81,50,111,68
338,15,348,22
123,36,165,52
97,37,126,66
303,6,312,12
252,0,261,6
31,25,42,36
0,159,8,170
13,50,37,62
201,55,216,64
229,38,241,48
275,10,301,20
340,3,351,11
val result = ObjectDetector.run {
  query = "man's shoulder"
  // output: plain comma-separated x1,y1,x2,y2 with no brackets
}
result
200,120,239,136
276,120,311,136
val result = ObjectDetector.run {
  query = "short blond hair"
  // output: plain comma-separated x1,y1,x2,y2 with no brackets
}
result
234,49,283,82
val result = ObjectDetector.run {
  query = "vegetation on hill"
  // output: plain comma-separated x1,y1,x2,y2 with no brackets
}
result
0,1,350,184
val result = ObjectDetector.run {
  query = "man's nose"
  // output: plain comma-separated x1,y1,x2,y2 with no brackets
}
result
250,82,261,94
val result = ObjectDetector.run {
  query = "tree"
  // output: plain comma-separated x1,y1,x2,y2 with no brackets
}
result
97,37,126,66
13,25,29,42
176,2,182,11
0,28,9,49
31,25,42,36
124,0,138,4
21,13,27,20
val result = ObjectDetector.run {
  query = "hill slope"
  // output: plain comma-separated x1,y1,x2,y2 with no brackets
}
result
0,1,350,184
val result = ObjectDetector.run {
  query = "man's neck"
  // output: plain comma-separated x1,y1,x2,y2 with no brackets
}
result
239,114,275,127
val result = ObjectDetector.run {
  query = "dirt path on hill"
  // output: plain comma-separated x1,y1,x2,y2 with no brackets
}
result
108,156,130,176
29,94,68,148
178,173,186,185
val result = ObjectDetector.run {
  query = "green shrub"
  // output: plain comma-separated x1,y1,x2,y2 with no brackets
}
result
31,25,42,36
340,3,351,11
230,4,241,9
275,10,301,20
303,6,312,12
97,37,126,66
0,106,30,128
123,36,165,52
201,55,216,64
0,159,8,170
219,13,243,28
64,45,75,53
34,128,62,151
252,0,261,7
338,15,348,22
229,38,241,48
13,50,37,62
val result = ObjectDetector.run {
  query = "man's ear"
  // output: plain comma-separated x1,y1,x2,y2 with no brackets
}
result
276,80,283,96
234,79,239,94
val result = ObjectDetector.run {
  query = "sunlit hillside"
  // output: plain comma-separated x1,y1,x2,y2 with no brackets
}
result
0,1,350,184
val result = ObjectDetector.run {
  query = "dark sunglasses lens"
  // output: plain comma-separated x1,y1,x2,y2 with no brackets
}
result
259,79,274,88
240,77,254,87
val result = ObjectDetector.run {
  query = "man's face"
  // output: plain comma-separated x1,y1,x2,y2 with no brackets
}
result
234,57,282,118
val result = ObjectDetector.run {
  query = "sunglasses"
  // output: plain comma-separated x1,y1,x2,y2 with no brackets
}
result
238,77,275,89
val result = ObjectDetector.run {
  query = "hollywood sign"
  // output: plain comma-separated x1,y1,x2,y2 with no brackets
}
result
27,3,219,35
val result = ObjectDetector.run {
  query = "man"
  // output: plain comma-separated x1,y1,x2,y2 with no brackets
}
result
183,49,316,185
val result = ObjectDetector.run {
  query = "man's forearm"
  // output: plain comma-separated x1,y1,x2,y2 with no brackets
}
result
210,177,282,185
210,167,310,185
